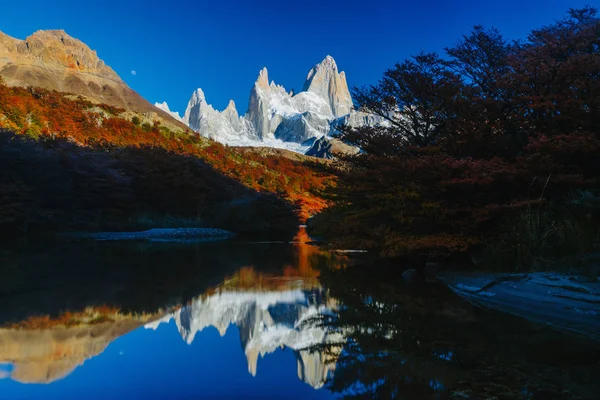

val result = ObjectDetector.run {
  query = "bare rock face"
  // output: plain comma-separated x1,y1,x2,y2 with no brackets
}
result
246,67,287,140
274,112,331,142
302,55,352,118
0,29,186,130
12,30,120,79
332,110,386,129
0,31,22,60
305,136,360,159
182,88,208,132
244,58,352,142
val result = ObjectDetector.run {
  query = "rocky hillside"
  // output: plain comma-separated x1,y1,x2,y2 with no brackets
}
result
0,28,337,229
0,29,186,131
0,80,334,232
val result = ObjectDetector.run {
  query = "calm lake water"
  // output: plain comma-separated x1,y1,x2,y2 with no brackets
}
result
1,231,599,399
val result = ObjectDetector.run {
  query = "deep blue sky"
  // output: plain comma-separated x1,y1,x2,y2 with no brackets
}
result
0,0,592,115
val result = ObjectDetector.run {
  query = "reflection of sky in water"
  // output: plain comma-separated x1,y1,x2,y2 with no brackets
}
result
0,320,335,399
0,363,13,379
434,351,453,361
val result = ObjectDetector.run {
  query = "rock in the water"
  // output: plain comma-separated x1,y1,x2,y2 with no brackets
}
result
424,262,441,283
569,275,598,283
440,272,600,339
402,269,418,283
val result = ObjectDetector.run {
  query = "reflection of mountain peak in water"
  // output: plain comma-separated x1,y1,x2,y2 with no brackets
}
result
176,290,305,343
148,289,341,388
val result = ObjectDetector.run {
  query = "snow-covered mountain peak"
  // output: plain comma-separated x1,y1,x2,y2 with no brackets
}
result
225,99,236,111
182,88,206,128
154,101,182,122
154,100,169,109
314,55,339,74
181,55,382,155
182,87,255,143
303,55,339,86
190,88,206,103
223,100,239,119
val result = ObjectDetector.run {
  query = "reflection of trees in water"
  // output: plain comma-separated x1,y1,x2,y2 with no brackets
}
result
0,229,341,326
311,265,600,400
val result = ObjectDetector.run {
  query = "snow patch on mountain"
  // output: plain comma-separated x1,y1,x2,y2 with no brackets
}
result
154,101,182,122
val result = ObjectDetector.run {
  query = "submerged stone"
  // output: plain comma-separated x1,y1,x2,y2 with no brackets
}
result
402,268,418,283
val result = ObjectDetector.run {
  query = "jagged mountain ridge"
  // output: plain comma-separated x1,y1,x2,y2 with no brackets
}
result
0,29,372,155
0,29,187,131
302,55,352,118
183,88,254,144
154,101,183,122
179,56,377,154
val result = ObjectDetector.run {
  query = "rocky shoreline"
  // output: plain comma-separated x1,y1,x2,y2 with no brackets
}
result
67,228,236,242
439,271,600,339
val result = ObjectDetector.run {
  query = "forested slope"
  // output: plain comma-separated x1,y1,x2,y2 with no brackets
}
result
0,80,335,236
